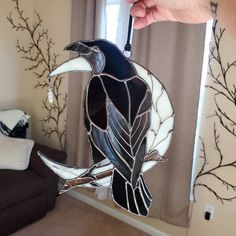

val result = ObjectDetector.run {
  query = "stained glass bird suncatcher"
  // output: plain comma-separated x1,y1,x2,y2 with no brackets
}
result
39,39,174,216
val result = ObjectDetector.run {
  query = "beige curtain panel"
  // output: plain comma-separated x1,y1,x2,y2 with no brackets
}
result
66,0,206,227
132,23,206,226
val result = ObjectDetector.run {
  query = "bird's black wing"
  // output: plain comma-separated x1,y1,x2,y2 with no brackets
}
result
89,75,152,215
84,76,108,164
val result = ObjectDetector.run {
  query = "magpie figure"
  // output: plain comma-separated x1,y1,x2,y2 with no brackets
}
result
42,39,174,216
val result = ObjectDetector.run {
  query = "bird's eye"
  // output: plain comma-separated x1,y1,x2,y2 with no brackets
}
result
92,46,100,52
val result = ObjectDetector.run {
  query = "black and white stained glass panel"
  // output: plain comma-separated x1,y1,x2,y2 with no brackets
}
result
39,39,174,216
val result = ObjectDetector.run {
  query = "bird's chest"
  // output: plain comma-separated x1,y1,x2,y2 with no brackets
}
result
85,74,150,130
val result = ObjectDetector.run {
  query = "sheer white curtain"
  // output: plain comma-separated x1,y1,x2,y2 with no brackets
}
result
115,0,131,50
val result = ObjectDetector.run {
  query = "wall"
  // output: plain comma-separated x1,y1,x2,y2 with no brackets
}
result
31,0,71,150
188,22,236,236
0,0,71,150
0,0,34,114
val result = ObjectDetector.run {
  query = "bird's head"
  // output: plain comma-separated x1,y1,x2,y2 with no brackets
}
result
49,39,136,80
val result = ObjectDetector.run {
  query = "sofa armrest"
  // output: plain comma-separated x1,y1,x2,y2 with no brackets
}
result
29,151,56,178
29,143,66,175
29,143,66,210
30,143,66,165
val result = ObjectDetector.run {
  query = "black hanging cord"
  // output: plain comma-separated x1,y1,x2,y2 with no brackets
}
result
124,15,134,52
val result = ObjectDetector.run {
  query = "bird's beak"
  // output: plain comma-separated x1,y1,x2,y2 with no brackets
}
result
49,41,105,77
49,57,92,77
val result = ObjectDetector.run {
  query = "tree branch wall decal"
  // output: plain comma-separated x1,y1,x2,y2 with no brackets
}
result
7,0,67,150
194,125,236,203
207,21,236,135
194,21,236,203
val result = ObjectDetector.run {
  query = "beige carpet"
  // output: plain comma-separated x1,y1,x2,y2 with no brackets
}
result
11,194,149,236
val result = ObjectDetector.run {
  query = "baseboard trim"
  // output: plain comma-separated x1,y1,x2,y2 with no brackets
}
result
66,189,169,236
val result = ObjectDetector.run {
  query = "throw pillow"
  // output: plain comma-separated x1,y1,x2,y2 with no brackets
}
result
0,136,34,170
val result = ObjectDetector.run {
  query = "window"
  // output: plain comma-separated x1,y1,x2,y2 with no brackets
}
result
105,0,120,43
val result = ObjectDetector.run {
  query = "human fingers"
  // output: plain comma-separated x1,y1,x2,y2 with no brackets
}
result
130,1,148,18
130,0,162,18
127,0,159,7
133,7,167,29
126,0,139,3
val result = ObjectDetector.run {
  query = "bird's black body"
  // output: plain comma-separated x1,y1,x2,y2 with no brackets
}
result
65,40,153,215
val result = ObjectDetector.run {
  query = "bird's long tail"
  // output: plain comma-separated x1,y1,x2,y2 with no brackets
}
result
112,169,152,216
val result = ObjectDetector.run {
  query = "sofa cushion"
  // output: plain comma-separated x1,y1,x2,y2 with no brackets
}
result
0,136,34,170
0,169,46,210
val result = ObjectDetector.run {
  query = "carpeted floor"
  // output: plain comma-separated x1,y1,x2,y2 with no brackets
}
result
11,194,148,236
